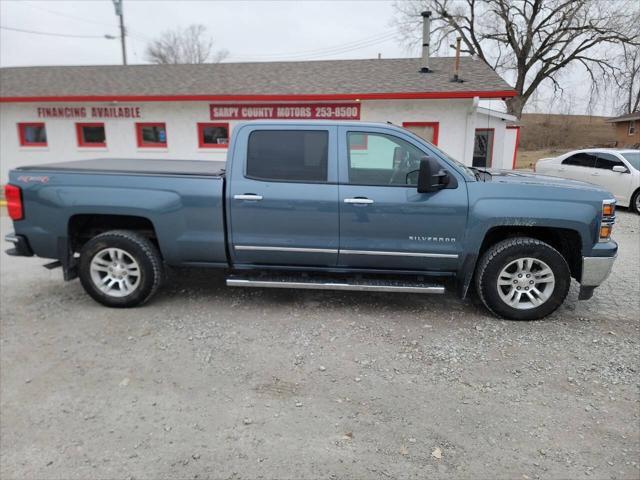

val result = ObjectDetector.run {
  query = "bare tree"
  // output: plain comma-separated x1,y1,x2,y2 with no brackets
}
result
146,24,229,64
394,0,640,118
613,44,640,114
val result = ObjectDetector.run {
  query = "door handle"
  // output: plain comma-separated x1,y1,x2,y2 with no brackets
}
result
344,197,374,205
591,172,599,176
234,194,263,201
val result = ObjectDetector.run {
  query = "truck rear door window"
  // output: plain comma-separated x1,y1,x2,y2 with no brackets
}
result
246,130,328,182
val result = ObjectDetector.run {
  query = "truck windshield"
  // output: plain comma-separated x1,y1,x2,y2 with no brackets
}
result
621,152,640,171
431,145,477,179
401,128,476,180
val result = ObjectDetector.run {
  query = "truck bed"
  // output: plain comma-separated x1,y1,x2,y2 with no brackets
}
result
16,158,226,177
10,159,228,266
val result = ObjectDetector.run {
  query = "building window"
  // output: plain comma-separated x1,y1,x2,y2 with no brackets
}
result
246,130,328,182
473,128,494,168
18,122,47,147
349,132,368,150
629,121,636,136
198,123,229,148
76,123,106,147
402,122,439,145
136,122,167,147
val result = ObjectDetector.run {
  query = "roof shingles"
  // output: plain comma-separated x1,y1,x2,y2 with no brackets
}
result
0,57,514,99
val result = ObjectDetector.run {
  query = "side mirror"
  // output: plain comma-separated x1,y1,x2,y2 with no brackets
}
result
612,165,628,173
417,156,450,193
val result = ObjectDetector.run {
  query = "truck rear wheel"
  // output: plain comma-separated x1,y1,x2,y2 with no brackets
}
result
79,230,163,308
475,237,571,320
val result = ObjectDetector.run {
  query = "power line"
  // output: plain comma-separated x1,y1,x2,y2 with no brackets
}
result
227,33,400,62
234,32,395,58
228,30,397,60
301,35,401,60
0,25,116,39
20,2,118,29
17,0,152,43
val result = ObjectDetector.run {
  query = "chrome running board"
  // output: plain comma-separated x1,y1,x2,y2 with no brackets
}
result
226,274,445,294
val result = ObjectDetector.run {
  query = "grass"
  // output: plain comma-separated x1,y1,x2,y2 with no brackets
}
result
515,148,569,170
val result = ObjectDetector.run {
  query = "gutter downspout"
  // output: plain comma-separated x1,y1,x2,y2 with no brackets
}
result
463,96,480,167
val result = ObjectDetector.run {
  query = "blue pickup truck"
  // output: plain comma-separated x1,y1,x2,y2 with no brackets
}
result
4,121,618,320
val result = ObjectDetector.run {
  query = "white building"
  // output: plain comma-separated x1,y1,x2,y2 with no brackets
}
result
0,57,518,182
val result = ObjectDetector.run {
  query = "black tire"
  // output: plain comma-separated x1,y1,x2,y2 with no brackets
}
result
79,230,163,308
475,237,571,321
630,189,640,214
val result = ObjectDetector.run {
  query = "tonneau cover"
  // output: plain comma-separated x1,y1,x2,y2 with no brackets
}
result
17,158,225,177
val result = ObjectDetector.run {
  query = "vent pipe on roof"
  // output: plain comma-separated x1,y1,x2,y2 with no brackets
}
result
451,37,463,82
420,11,432,73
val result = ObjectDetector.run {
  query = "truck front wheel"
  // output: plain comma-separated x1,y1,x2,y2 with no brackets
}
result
475,237,571,320
78,230,163,308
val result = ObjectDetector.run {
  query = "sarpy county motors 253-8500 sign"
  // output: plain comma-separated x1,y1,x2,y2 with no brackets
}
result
210,103,360,120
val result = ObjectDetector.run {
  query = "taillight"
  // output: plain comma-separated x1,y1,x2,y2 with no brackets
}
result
4,184,24,220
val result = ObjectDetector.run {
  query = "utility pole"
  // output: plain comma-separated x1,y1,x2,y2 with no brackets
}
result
112,0,127,65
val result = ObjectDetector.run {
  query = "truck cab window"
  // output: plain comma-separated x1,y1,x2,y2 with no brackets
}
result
347,132,424,186
246,130,328,182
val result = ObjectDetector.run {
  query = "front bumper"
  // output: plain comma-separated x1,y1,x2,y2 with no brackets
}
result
4,233,33,257
581,255,616,287
578,254,616,300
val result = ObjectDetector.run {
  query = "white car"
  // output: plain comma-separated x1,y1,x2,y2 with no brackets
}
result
536,149,640,213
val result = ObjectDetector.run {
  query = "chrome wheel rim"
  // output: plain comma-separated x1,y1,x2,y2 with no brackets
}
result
497,257,555,310
635,194,640,212
90,248,141,298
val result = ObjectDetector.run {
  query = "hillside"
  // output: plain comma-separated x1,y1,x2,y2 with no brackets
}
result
515,113,616,169
519,113,615,150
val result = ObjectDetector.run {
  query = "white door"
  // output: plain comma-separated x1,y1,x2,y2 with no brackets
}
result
559,152,597,182
591,152,633,203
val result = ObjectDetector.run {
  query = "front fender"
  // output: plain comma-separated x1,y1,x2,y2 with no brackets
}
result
457,197,599,298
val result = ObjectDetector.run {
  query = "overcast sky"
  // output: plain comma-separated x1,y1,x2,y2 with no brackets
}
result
0,0,616,115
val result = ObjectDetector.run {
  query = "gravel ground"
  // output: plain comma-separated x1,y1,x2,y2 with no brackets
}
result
1,212,639,480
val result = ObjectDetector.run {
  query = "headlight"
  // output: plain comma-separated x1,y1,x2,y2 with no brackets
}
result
602,200,615,217
599,199,616,242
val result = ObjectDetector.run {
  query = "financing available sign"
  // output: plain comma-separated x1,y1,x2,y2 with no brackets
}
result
209,103,361,120
36,106,142,119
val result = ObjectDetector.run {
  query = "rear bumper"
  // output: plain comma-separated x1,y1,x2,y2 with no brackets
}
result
4,233,33,257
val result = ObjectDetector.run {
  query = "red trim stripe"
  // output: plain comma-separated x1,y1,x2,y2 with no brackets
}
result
0,90,516,103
